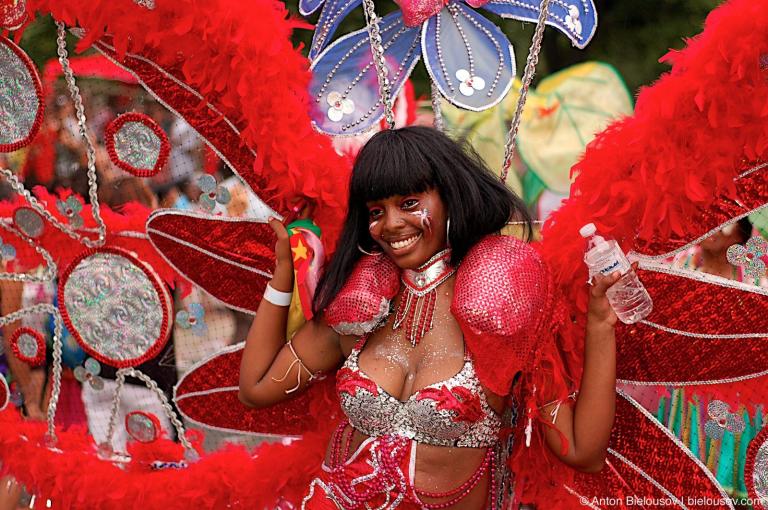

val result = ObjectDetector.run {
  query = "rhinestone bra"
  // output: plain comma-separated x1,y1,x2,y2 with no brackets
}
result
337,340,503,448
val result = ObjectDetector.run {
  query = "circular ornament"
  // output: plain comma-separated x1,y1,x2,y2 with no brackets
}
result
9,326,45,366
125,410,161,443
58,247,172,368
747,425,768,509
0,35,43,152
105,112,169,177
0,0,26,30
0,375,8,411
13,206,44,238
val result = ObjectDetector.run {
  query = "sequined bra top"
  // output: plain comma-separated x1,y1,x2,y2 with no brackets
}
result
336,340,502,448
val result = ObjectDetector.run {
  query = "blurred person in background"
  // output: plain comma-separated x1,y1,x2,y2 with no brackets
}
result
672,217,762,283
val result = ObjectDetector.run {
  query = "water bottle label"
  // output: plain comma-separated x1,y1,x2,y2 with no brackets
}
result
597,255,631,276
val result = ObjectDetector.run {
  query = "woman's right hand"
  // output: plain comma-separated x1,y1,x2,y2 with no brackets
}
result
268,217,294,292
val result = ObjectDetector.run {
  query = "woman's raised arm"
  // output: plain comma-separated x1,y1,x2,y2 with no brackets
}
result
238,218,343,408
542,269,622,472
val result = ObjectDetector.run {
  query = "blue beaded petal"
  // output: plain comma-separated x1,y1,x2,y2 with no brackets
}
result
308,0,363,61
479,0,597,49
423,4,515,112
299,0,325,16
309,11,422,136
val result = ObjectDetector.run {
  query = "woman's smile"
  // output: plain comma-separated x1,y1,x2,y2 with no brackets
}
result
387,232,422,252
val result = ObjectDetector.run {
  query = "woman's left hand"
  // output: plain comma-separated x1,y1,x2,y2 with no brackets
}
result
587,261,639,327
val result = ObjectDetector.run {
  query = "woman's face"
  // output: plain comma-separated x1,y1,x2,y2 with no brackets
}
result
366,188,448,269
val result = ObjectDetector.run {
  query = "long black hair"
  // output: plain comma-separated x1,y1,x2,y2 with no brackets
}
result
313,126,531,316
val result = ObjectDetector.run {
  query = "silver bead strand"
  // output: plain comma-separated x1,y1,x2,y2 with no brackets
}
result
114,368,197,458
431,79,444,131
500,0,551,184
55,22,106,248
361,0,395,129
102,371,127,455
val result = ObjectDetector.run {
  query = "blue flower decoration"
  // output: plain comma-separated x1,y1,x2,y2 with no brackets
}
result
300,0,363,61
197,175,231,213
56,195,84,229
306,0,597,135
176,303,207,336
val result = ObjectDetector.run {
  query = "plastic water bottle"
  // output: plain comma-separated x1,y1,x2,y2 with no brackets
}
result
580,223,653,324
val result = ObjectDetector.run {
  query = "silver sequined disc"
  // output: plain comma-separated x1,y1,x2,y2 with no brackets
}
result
126,412,159,443
754,440,768,504
0,0,26,30
113,121,161,172
0,375,7,411
62,252,165,364
16,333,38,359
0,39,39,147
14,207,44,238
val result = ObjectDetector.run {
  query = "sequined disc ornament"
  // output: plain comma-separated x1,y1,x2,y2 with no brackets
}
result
0,0,26,30
58,247,172,368
0,374,8,411
9,326,45,366
746,425,768,509
393,248,454,346
0,35,44,152
13,206,44,238
125,411,161,443
105,112,169,178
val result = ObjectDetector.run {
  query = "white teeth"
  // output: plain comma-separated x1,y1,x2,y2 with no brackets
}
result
390,234,420,250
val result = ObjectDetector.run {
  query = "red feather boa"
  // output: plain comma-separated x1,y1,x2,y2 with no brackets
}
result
541,0,768,412
24,0,351,254
0,379,341,509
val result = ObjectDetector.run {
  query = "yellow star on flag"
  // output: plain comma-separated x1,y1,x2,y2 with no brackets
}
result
291,237,308,262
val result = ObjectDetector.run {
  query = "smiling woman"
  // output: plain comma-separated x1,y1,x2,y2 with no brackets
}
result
314,126,531,304
238,126,622,508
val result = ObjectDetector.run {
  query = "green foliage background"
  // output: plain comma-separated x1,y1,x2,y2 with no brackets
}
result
21,1,722,98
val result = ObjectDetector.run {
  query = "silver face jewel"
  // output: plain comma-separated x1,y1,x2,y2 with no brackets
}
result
62,251,165,365
113,121,162,171
0,38,39,147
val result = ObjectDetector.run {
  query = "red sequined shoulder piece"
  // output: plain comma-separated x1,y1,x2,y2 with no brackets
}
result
451,236,553,395
324,254,400,336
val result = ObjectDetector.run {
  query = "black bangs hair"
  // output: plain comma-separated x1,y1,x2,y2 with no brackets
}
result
313,126,532,317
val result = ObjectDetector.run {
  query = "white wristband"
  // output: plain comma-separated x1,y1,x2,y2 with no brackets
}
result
264,283,293,307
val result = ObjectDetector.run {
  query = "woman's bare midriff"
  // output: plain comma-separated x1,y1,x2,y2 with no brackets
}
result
324,425,492,509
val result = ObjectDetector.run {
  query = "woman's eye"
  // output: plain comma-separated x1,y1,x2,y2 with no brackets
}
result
402,199,419,209
368,209,383,220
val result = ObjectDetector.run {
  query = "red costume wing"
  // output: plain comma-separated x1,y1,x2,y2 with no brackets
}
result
174,342,340,437
146,210,275,313
567,392,733,510
617,262,768,385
